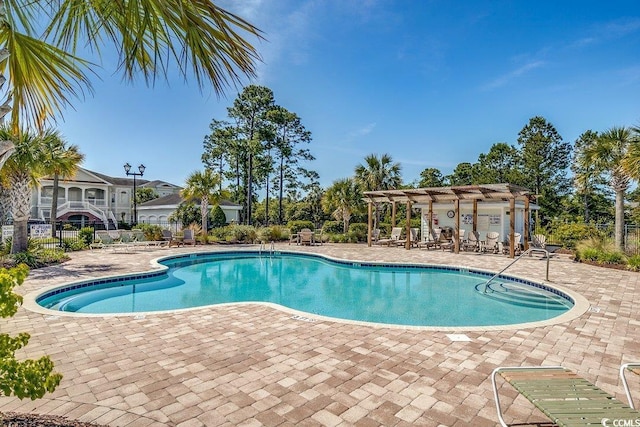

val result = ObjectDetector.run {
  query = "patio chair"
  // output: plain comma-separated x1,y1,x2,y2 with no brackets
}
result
492,366,640,427
182,229,197,246
162,229,182,247
621,362,640,409
483,232,500,254
298,228,315,246
501,233,522,255
530,234,546,249
376,227,402,246
417,228,442,250
462,230,480,252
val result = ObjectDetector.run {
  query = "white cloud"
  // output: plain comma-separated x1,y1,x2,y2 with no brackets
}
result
480,60,545,91
346,123,377,141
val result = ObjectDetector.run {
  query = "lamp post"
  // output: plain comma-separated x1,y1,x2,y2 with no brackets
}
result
124,163,145,226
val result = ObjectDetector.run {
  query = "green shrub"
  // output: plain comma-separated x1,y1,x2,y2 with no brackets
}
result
551,223,601,249
258,225,288,242
286,220,315,234
348,223,368,242
322,221,343,234
627,255,640,271
575,247,599,262
61,238,86,251
35,249,69,265
78,227,95,246
210,206,227,228
597,250,626,265
136,224,163,241
211,224,258,243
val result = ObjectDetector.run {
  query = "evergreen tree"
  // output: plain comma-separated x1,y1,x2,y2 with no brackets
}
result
517,116,571,221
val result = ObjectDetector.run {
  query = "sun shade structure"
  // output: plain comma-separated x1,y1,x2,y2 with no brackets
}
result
363,183,535,257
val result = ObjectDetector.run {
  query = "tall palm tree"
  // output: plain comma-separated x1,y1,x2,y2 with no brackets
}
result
181,169,228,234
0,1,262,132
322,178,362,233
39,130,84,236
584,127,636,251
0,125,45,253
354,153,402,228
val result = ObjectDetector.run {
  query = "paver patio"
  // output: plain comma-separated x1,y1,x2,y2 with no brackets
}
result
1,243,639,426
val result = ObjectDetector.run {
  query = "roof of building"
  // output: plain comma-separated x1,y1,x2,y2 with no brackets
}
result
363,183,534,204
139,193,242,209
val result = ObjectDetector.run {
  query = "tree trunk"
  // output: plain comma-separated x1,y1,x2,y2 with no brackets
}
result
278,155,284,224
247,153,253,225
11,174,31,254
615,189,625,251
201,196,209,236
51,174,60,237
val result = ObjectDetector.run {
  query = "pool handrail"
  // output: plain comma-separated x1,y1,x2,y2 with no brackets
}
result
482,248,550,293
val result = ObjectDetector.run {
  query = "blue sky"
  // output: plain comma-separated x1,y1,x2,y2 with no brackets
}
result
58,0,640,190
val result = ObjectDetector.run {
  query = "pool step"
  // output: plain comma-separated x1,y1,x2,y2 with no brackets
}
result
476,282,571,310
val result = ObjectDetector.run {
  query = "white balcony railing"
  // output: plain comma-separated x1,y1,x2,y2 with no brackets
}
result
40,197,107,207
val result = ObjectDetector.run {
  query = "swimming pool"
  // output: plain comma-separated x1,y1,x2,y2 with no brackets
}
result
35,251,576,327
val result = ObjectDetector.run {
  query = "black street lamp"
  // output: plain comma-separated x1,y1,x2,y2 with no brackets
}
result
124,163,145,226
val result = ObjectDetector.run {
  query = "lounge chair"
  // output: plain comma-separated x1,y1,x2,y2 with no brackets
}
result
417,228,442,250
298,228,315,246
621,362,640,409
492,366,640,427
376,227,402,246
132,229,165,248
94,230,132,252
397,228,419,247
483,232,500,254
162,229,182,247
462,231,480,252
182,229,197,246
501,233,522,255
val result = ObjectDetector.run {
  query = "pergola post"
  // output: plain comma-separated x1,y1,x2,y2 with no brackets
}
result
391,202,397,227
367,201,373,247
405,201,411,250
428,200,433,233
509,197,516,258
454,199,460,253
524,197,530,251
473,199,478,232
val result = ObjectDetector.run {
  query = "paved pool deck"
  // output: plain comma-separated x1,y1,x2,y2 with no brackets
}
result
1,243,639,426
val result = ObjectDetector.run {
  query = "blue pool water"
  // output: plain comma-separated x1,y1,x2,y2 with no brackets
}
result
37,252,574,326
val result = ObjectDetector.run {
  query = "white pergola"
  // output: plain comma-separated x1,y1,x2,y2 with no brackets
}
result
363,183,535,258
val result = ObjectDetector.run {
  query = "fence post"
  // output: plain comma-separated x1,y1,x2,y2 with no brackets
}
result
58,221,63,248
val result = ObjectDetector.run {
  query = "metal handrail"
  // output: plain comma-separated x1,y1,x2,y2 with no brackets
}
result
482,247,550,293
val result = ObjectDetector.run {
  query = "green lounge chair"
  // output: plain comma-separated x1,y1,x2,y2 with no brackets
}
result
621,362,640,409
492,366,640,427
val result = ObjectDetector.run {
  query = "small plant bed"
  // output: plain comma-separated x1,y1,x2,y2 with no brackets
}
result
574,237,640,272
0,411,107,427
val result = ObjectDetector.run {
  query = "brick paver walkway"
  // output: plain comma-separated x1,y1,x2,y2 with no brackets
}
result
1,243,639,426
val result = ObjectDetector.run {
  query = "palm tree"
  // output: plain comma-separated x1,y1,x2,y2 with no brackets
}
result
39,131,84,237
354,154,402,228
0,1,262,132
0,125,46,253
322,178,362,233
584,127,636,251
181,169,228,234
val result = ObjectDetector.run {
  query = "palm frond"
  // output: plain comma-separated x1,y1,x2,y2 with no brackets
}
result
3,31,94,129
46,0,263,93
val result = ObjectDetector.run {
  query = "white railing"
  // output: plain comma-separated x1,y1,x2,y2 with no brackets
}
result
41,197,107,207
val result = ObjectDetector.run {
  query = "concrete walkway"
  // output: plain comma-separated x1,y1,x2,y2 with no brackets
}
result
1,243,639,426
